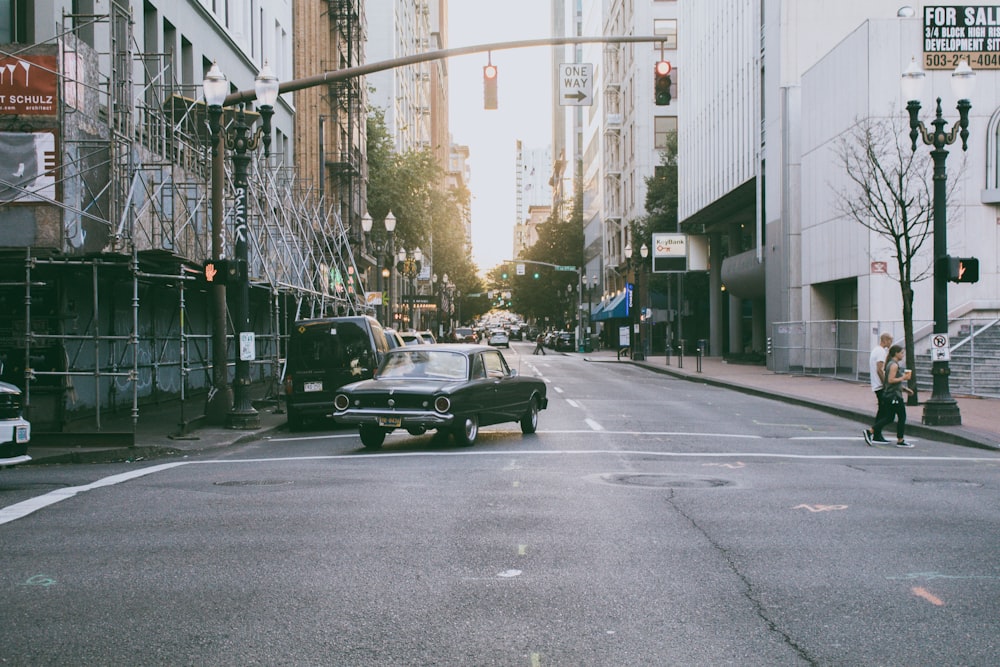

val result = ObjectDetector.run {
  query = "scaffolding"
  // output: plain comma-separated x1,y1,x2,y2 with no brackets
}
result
0,2,367,433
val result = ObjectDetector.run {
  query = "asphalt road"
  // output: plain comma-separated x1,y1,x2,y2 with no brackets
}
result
2,341,999,666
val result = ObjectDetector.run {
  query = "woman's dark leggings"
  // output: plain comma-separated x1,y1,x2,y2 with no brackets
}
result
873,399,906,439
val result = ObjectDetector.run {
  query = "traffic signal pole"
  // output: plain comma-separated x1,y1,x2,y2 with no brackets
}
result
220,36,669,107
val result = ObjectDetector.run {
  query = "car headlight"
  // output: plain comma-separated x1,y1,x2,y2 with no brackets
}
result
433,396,450,413
333,394,350,411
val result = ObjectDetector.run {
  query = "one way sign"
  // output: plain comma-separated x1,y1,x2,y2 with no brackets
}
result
559,63,593,106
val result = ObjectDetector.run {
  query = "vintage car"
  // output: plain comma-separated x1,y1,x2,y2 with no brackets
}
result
332,344,547,449
0,381,31,466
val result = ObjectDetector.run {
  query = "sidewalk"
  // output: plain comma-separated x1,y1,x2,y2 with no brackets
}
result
20,350,999,466
587,349,999,451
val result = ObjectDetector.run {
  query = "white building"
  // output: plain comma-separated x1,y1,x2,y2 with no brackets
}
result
679,1,998,377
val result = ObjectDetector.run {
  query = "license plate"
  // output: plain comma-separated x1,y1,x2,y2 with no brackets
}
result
377,416,402,428
303,381,323,392
15,425,28,443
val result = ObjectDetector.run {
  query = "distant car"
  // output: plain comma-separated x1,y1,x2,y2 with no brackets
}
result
418,330,437,345
488,329,510,348
509,326,523,341
333,344,548,448
452,327,478,344
0,381,31,466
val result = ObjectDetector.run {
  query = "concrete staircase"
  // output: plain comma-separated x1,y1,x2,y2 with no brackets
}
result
913,319,1000,398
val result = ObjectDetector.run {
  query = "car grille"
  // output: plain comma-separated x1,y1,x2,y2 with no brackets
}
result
0,395,22,419
354,393,435,410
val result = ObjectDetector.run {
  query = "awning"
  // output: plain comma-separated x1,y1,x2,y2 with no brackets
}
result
591,292,628,321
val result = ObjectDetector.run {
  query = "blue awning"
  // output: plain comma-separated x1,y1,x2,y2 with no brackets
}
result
591,292,628,321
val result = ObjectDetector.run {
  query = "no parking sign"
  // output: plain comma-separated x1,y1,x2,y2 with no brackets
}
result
930,333,950,362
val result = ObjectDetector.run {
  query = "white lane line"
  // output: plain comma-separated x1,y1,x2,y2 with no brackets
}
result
269,433,363,443
585,418,604,431
554,387,564,394
0,462,189,526
566,399,581,409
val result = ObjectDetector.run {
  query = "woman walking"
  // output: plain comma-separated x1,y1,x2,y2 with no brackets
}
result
870,344,914,448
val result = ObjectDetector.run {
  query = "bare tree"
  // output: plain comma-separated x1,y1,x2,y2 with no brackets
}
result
833,112,946,404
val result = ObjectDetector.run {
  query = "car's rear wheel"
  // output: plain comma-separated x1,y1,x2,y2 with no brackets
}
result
520,397,539,434
454,414,478,446
359,424,386,449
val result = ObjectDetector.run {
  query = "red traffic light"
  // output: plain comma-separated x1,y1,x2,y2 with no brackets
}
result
483,64,498,110
655,60,672,76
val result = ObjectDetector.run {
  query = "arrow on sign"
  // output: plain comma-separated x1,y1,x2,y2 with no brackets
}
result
563,90,587,102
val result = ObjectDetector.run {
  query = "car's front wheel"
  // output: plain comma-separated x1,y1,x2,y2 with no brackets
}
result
453,414,478,446
359,424,386,449
520,397,539,434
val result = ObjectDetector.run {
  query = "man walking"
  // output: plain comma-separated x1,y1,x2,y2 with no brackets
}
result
533,332,546,355
864,332,893,445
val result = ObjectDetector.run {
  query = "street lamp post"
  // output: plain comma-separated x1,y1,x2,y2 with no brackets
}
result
203,61,279,429
396,247,422,329
361,210,396,323
901,58,974,426
624,243,648,360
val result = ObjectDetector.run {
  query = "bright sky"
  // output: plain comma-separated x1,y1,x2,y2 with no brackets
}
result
447,1,554,273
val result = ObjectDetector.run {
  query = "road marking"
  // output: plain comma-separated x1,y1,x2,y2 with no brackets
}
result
794,504,848,512
704,462,746,469
565,399,581,409
518,545,527,556
585,418,604,431
553,387,564,394
531,653,542,667
0,462,189,526
912,586,945,606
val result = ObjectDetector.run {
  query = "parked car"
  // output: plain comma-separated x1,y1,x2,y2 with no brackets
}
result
418,330,437,345
399,330,428,346
284,316,391,430
488,328,510,348
333,344,548,449
0,381,30,465
554,331,576,351
384,328,406,350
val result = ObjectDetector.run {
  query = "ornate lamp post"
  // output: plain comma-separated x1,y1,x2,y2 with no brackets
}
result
624,243,648,360
361,210,396,323
901,58,975,426
203,61,279,429
396,246,422,329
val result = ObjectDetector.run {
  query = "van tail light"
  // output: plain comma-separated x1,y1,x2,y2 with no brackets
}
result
284,375,293,395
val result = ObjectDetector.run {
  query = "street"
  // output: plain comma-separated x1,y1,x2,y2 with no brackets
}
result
2,341,999,666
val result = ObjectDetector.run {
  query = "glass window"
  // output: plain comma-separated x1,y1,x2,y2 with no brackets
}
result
483,351,508,378
653,19,677,49
654,116,678,149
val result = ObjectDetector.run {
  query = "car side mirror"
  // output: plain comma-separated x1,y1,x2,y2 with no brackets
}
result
509,368,518,377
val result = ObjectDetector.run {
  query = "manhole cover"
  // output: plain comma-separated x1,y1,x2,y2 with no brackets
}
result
213,480,293,487
601,474,732,489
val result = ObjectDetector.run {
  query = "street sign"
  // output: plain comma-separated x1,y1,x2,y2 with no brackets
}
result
555,265,577,272
516,263,525,276
559,63,593,106
652,233,688,273
931,333,951,362
239,332,256,361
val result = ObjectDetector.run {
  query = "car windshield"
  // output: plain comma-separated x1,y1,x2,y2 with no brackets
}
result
377,349,468,381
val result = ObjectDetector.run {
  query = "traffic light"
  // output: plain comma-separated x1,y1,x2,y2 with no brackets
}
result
947,256,979,283
532,272,540,279
654,60,672,106
203,259,231,285
500,270,509,280
483,64,498,110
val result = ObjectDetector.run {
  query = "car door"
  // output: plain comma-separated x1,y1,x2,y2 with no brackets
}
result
481,349,521,423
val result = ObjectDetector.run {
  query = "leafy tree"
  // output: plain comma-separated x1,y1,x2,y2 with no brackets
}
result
513,170,584,326
366,108,482,325
832,113,947,404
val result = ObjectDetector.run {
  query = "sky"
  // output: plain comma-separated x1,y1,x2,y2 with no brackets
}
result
447,1,554,273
